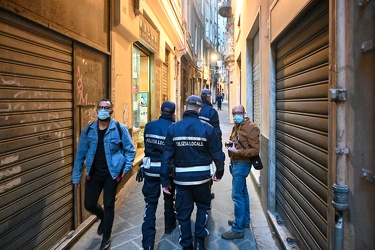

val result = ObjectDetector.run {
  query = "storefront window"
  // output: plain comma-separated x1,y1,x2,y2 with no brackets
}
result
132,47,149,150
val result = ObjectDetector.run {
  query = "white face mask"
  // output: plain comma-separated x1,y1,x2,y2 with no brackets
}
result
98,110,110,120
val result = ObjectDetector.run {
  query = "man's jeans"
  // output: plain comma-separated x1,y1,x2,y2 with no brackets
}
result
230,161,251,233
84,173,118,240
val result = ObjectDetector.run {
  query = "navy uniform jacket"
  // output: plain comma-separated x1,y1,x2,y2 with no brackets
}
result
199,100,222,140
143,114,174,176
160,110,225,187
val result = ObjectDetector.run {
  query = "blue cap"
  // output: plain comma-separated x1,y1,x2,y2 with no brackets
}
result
201,89,212,97
186,95,202,106
161,101,175,113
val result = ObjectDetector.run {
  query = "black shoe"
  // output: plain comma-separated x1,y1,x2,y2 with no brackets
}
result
97,220,104,235
165,222,176,234
210,193,215,200
183,245,193,250
221,230,244,240
194,238,206,250
228,219,250,228
99,238,111,250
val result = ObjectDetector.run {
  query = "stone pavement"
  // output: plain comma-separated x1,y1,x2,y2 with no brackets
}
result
67,101,280,250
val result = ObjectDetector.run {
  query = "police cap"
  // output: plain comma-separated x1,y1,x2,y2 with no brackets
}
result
200,89,212,99
186,95,202,106
161,101,175,113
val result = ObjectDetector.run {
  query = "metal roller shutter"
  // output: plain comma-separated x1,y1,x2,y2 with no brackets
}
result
275,1,329,249
252,31,260,127
0,10,73,249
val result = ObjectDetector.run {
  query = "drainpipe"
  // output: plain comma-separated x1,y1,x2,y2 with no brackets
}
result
331,1,349,249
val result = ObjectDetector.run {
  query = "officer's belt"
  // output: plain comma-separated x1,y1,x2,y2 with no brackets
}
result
174,178,211,185
175,165,210,173
144,172,160,177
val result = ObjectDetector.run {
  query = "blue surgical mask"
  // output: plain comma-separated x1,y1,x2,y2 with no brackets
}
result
98,110,111,120
233,115,244,124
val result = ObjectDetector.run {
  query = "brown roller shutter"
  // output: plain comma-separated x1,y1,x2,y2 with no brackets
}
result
0,10,73,249
275,1,329,249
162,62,169,101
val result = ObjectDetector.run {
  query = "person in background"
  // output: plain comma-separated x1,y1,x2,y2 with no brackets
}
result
221,105,260,240
137,101,177,250
161,95,225,250
72,98,136,250
199,89,222,200
216,93,223,110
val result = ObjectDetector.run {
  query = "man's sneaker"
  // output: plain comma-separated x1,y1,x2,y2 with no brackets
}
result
97,220,104,235
228,219,250,228
221,230,244,240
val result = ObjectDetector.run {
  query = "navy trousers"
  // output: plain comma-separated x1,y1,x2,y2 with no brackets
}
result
142,176,176,248
175,182,211,247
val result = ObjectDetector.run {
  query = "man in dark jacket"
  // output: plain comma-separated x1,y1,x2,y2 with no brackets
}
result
161,95,225,250
138,101,177,250
199,89,222,200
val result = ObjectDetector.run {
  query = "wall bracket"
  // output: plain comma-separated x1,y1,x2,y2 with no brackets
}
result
329,89,347,102
362,169,375,185
361,38,375,53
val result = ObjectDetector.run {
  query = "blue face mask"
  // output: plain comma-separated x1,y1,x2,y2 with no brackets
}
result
98,110,111,120
233,115,244,124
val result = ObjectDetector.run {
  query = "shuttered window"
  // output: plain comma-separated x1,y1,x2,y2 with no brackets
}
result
253,31,261,127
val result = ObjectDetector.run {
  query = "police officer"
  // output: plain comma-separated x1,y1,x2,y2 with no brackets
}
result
138,101,177,250
161,95,225,250
199,89,222,200
199,89,222,141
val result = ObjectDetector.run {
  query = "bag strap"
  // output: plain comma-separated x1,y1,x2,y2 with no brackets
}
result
116,121,123,148
116,121,122,138
85,121,94,136
237,138,246,149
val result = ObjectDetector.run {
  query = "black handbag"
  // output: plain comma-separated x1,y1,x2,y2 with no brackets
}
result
237,137,263,170
250,155,263,170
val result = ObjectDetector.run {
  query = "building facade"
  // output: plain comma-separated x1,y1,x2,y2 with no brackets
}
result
0,0,185,248
223,0,375,249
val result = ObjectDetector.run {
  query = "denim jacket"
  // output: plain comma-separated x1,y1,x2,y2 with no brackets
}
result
72,118,136,184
